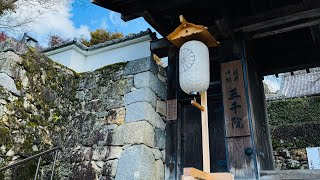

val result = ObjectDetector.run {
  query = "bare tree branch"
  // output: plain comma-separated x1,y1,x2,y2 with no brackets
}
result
0,0,86,33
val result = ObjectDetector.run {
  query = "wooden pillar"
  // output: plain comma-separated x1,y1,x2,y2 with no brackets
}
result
200,92,210,173
165,46,180,180
220,42,274,179
221,60,258,179
245,47,275,171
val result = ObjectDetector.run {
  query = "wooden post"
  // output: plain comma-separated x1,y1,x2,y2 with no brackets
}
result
221,60,257,179
201,91,210,173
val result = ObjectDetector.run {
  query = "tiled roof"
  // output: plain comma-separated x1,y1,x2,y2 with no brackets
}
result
266,68,320,100
42,29,154,53
279,71,320,98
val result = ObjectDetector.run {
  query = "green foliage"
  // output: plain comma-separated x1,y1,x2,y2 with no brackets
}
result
81,28,123,47
267,96,320,126
271,122,320,150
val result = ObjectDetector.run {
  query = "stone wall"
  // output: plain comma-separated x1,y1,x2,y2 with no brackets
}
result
0,39,78,179
0,39,167,180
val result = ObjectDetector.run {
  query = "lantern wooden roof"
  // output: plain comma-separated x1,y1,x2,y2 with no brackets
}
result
166,15,220,48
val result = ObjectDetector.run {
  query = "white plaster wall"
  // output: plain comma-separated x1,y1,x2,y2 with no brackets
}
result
70,50,86,72
48,49,73,67
46,36,152,73
84,40,150,72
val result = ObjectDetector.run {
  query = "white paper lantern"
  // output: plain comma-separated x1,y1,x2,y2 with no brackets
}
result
179,40,210,95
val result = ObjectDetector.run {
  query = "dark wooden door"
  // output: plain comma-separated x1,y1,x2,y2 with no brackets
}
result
180,97,227,173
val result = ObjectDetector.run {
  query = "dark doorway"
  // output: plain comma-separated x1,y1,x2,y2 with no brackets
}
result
180,96,227,173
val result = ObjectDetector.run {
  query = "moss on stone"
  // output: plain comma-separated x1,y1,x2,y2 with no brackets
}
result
20,134,35,156
15,80,23,91
0,126,13,148
26,121,38,127
0,173,4,180
91,62,127,73
52,114,61,124
30,114,42,123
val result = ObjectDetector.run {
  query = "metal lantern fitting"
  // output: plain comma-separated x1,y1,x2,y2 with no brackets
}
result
167,15,219,95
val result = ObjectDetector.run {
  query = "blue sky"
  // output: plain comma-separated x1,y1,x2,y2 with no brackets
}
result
71,1,157,36
6,0,159,47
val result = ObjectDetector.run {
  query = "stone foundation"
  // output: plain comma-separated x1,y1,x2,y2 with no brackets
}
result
0,39,167,180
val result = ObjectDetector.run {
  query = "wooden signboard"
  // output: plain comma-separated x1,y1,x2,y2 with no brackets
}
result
167,99,177,120
221,60,250,137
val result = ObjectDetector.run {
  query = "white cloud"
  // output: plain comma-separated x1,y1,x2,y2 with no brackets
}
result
1,0,90,46
99,17,109,29
108,11,127,29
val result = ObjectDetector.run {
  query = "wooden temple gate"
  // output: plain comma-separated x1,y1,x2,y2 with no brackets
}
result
93,0,320,179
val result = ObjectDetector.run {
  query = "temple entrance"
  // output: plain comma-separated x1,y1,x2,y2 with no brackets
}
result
180,96,227,173
178,61,228,173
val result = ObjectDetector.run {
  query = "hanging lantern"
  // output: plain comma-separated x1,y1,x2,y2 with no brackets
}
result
179,40,210,95
167,15,219,96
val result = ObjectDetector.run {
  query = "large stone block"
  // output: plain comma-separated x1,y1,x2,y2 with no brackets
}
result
124,57,158,75
0,51,22,64
111,125,125,146
124,121,155,147
134,71,166,100
112,121,155,147
155,159,164,180
0,38,27,54
125,87,157,108
0,73,20,95
154,128,166,150
115,145,155,180
126,102,165,130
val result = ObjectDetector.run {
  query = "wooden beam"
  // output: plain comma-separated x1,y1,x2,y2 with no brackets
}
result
211,173,234,180
183,168,212,180
150,38,172,58
201,92,210,173
191,100,205,111
234,7,320,39
235,8,320,32
259,52,320,76
249,17,320,39
181,175,196,180
182,168,234,180
233,3,308,28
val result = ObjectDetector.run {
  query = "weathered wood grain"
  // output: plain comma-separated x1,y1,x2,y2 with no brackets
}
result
221,60,250,137
227,137,256,179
